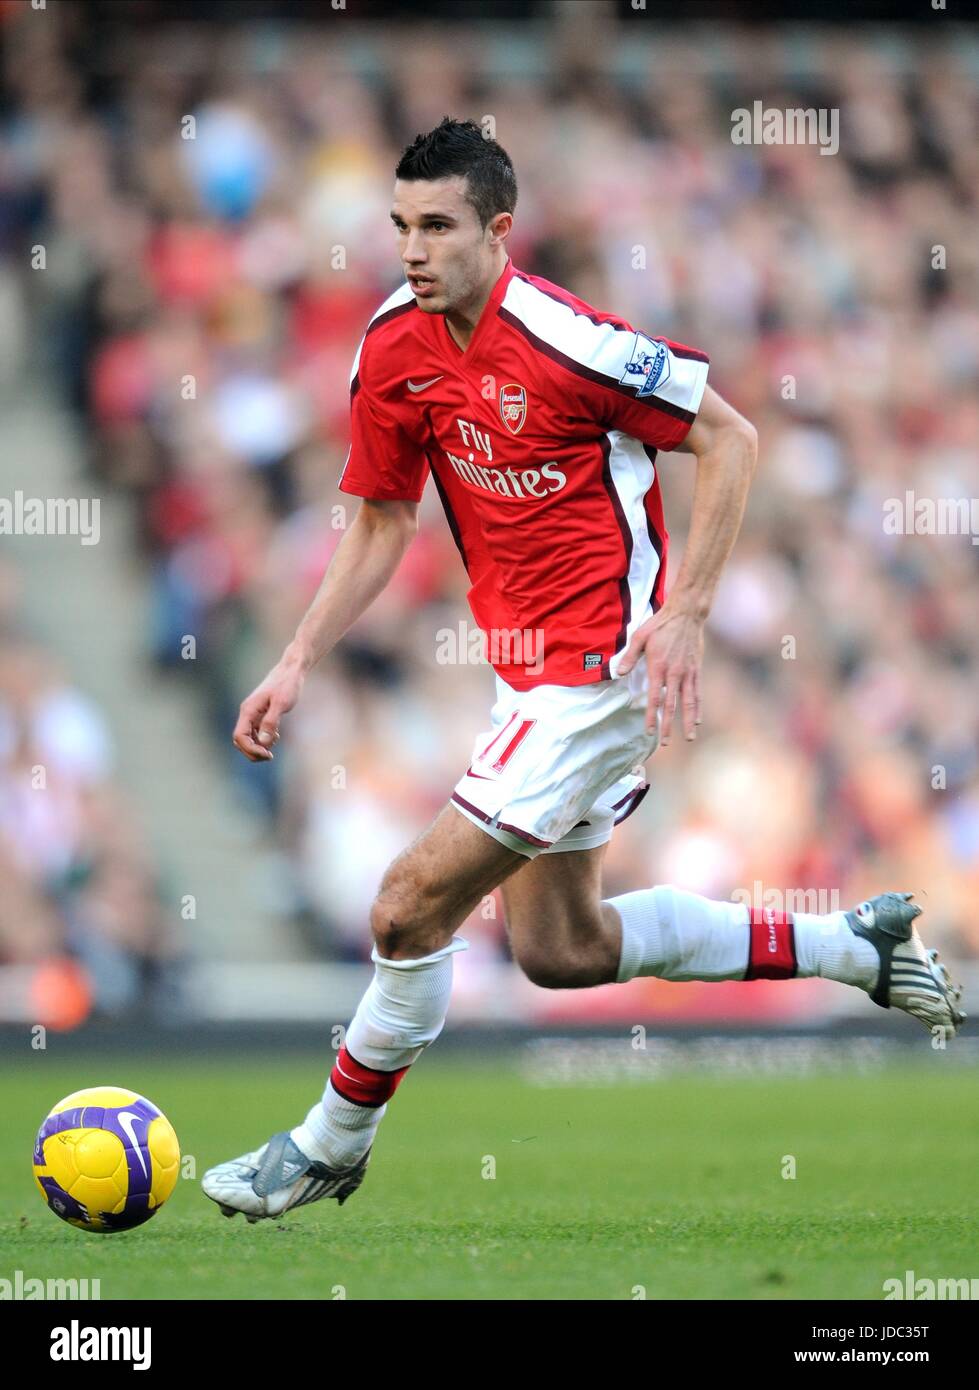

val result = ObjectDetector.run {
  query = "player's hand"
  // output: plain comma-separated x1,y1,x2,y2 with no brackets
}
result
232,656,306,762
616,608,704,745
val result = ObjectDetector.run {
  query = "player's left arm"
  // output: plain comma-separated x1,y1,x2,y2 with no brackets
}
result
617,384,758,744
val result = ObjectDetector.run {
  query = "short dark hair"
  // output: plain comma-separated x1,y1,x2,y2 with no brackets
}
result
395,118,517,229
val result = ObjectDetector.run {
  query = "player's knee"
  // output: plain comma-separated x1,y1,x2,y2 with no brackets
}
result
369,882,448,958
518,951,569,989
370,891,422,956
514,940,601,990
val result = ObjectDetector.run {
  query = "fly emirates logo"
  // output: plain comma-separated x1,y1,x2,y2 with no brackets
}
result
444,419,566,501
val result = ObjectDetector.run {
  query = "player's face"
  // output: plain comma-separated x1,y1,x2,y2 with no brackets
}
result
391,176,501,317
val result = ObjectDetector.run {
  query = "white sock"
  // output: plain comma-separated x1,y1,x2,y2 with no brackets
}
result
294,1079,388,1170
793,911,877,987
612,886,878,989
292,935,467,1170
612,886,750,982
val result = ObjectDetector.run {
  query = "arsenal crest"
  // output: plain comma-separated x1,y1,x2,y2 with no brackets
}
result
499,382,527,435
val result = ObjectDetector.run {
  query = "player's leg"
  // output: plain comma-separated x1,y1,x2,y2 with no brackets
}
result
503,844,769,988
502,842,964,1038
610,884,963,1035
500,831,767,990
501,842,619,988
202,804,525,1221
289,803,524,1164
488,662,963,1035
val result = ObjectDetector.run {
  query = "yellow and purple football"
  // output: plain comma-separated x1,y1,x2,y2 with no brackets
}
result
33,1086,180,1233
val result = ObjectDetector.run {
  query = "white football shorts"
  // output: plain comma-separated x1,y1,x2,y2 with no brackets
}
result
450,663,660,858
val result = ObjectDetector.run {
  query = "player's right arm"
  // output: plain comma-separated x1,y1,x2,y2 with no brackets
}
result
233,498,418,762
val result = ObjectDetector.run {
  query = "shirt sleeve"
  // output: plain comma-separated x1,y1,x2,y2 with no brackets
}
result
338,371,429,503
551,323,710,453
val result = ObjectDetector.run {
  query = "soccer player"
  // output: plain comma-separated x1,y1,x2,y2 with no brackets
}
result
203,119,964,1222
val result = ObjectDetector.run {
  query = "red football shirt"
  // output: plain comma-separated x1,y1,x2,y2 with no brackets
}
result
339,258,709,690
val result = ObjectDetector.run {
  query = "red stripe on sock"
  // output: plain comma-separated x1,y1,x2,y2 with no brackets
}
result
745,907,797,980
330,1046,410,1108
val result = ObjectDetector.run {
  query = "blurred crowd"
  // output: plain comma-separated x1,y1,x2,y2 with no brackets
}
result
1,3,977,1007
0,559,182,1019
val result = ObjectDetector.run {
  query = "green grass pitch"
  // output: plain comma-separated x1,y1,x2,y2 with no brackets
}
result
5,1053,977,1300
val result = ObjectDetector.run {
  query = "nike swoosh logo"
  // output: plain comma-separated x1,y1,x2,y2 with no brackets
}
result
117,1111,148,1177
406,376,444,393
